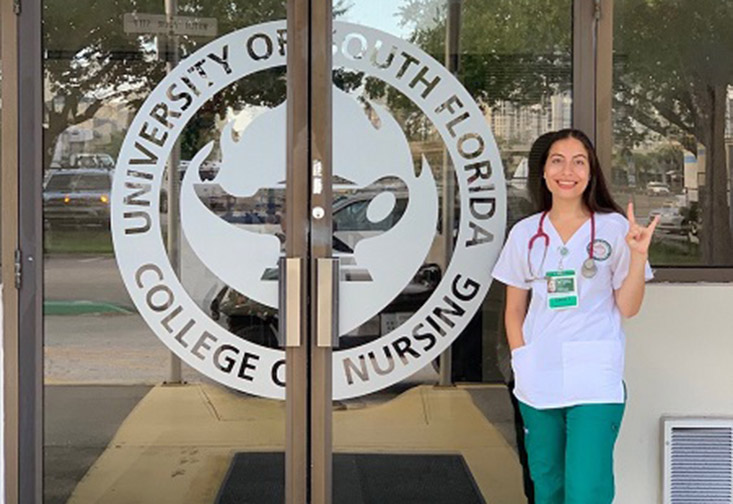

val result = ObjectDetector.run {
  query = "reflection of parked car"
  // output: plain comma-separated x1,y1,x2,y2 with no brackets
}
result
210,287,279,348
209,263,441,349
209,185,533,346
332,192,408,253
43,168,113,228
332,186,533,262
161,160,224,213
647,181,671,196
649,204,696,236
69,153,115,168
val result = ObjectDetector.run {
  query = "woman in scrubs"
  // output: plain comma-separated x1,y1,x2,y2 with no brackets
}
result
492,128,659,504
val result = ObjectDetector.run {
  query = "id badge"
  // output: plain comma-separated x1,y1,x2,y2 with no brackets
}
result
546,270,579,310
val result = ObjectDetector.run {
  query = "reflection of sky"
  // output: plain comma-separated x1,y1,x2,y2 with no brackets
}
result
339,0,412,38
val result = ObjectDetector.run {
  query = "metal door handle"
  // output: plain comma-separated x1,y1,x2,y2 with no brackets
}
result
316,258,339,348
278,257,303,348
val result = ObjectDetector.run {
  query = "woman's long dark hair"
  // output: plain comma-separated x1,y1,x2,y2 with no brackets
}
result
527,128,623,214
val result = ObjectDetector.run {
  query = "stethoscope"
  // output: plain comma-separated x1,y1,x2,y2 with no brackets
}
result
527,211,597,280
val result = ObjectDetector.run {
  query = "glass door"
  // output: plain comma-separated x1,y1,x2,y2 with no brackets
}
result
326,1,572,503
41,1,318,502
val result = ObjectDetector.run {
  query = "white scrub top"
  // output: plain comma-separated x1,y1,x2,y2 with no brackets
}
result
492,211,653,409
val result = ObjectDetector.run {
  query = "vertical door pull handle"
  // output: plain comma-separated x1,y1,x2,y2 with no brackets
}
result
278,257,303,348
316,258,339,348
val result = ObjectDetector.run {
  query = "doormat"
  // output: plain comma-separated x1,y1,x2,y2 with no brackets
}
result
215,452,486,504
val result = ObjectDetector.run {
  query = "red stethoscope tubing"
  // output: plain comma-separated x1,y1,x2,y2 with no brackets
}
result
527,211,595,279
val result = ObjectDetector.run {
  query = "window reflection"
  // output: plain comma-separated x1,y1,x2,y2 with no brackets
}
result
613,0,733,266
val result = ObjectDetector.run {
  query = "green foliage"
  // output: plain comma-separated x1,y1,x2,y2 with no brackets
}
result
613,0,733,263
43,0,359,165
397,0,572,106
613,0,733,150
43,0,290,166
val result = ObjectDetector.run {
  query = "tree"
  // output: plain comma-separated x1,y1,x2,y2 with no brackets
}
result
398,0,572,107
613,0,733,264
44,0,733,264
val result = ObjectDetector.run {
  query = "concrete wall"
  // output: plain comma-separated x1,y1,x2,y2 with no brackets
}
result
616,283,733,504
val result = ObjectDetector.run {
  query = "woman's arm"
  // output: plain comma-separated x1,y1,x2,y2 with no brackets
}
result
505,285,530,350
614,253,648,318
614,202,659,318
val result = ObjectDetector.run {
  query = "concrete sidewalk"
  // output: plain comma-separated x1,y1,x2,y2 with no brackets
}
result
64,383,525,504
44,385,153,504
44,313,202,384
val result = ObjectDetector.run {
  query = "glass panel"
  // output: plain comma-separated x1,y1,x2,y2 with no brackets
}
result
331,1,571,501
613,0,733,266
43,2,289,502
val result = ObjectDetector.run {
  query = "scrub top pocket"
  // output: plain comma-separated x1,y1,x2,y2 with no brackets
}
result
562,340,624,403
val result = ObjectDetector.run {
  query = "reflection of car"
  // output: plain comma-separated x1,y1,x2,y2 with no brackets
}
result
209,263,442,349
649,204,695,235
161,160,225,213
43,168,112,228
69,153,115,168
333,186,533,260
210,190,438,347
209,185,533,347
210,286,280,348
647,181,671,196
332,192,408,253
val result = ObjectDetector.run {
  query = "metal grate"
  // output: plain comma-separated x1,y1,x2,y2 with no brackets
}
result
664,418,733,504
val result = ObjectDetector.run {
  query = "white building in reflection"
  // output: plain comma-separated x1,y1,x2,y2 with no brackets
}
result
485,90,572,149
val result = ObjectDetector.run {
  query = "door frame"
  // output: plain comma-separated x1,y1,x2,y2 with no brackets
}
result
2,0,44,501
283,0,335,502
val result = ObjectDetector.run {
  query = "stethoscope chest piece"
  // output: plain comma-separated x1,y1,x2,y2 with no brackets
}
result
581,257,597,278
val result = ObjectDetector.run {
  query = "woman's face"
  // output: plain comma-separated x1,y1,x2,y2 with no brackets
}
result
543,137,590,203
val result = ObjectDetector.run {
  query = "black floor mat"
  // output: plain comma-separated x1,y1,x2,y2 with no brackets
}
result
215,452,486,504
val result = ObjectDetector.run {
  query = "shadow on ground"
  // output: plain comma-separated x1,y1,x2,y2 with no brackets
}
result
44,385,152,504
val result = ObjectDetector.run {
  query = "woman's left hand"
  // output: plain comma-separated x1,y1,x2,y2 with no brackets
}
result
626,201,660,257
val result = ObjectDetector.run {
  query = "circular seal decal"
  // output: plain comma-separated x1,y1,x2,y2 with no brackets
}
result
588,239,612,261
112,21,506,400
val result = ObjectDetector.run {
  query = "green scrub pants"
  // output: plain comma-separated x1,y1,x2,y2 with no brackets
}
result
518,400,625,504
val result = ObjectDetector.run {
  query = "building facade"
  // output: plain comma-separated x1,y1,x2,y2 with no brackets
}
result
2,1,733,503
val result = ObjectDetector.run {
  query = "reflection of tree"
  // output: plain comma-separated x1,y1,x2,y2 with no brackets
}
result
44,0,352,166
44,0,732,263
399,0,571,106
614,145,683,187
365,0,571,144
614,0,733,264
330,0,567,187
45,0,296,166
44,0,164,168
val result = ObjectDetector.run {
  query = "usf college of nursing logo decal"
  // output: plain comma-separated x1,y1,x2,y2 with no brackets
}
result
112,21,506,400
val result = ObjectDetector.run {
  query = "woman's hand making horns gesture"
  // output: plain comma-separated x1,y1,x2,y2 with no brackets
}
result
626,201,660,257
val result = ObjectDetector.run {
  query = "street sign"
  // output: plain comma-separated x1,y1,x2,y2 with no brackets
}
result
123,13,218,37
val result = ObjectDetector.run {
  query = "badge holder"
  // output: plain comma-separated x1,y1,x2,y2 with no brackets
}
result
546,269,579,310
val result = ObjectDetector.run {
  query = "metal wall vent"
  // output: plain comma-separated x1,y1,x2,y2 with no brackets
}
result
663,418,733,504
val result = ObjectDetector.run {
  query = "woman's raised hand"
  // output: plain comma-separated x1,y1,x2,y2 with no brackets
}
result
626,201,660,257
